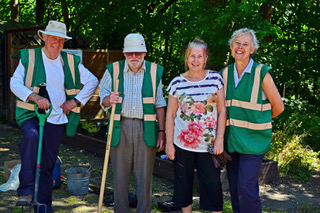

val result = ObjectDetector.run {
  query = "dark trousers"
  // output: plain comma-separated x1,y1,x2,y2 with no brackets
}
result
173,146,223,211
227,152,264,213
18,117,65,213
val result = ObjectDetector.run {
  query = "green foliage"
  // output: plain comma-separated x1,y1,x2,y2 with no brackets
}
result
1,0,319,180
1,0,319,98
274,97,320,152
266,120,320,181
278,138,319,181
80,121,100,134
12,208,23,213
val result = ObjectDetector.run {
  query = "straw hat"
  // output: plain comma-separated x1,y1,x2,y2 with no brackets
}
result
38,20,72,40
123,33,147,53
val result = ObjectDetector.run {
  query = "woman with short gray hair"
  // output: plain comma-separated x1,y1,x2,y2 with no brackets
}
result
221,28,284,213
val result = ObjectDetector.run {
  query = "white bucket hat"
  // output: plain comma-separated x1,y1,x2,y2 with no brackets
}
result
123,33,147,53
38,20,72,40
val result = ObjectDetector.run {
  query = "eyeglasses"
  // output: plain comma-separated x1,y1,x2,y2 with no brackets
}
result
125,52,145,57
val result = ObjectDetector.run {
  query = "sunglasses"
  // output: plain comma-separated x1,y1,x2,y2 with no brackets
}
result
125,52,145,57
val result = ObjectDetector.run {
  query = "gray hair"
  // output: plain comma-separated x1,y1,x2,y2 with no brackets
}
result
228,28,259,54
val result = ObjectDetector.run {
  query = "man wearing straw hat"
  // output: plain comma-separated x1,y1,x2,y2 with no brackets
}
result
10,20,98,212
99,33,166,213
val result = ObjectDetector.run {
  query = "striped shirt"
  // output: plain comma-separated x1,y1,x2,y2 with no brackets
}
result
167,70,224,152
99,60,166,119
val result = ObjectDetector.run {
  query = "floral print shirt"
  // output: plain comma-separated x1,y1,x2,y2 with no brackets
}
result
167,70,224,152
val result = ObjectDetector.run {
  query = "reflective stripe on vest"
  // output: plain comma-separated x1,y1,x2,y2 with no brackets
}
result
17,50,80,111
25,49,35,90
112,61,158,121
222,67,228,97
226,118,272,130
16,100,80,113
224,64,271,130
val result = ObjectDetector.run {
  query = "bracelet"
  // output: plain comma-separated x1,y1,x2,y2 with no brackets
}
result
159,130,166,133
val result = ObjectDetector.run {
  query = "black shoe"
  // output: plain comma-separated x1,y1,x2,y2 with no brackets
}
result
158,201,181,212
128,192,137,208
16,194,33,206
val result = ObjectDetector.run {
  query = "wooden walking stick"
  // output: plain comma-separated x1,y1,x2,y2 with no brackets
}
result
98,79,119,213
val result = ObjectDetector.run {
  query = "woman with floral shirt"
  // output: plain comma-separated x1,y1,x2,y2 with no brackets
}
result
166,38,226,213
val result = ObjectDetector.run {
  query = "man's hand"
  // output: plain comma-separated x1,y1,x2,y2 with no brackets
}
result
157,132,165,151
102,92,121,107
28,93,50,109
60,99,77,115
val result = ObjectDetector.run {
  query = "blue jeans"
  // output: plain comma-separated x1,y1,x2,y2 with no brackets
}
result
18,117,64,213
227,152,264,213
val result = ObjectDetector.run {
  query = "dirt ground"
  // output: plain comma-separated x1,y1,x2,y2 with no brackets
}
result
0,122,320,213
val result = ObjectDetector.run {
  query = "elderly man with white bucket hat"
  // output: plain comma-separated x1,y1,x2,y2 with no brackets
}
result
99,33,166,212
10,20,98,212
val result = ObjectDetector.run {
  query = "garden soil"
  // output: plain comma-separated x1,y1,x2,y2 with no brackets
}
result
0,122,319,212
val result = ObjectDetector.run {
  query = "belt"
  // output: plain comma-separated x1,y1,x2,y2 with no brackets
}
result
121,116,143,121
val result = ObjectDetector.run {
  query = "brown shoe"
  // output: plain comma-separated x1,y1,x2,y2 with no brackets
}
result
16,194,33,206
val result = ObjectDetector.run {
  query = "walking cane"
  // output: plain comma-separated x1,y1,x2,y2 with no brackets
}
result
30,103,52,213
98,80,119,213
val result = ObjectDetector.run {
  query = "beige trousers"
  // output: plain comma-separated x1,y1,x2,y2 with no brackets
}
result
110,117,157,213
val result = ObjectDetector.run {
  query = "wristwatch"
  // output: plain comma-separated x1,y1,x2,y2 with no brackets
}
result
159,130,166,133
73,97,80,105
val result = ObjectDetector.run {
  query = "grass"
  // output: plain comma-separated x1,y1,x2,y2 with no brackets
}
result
12,208,22,213
299,203,320,212
91,168,102,174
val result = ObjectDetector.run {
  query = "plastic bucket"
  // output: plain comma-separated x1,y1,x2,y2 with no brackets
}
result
53,157,61,188
66,166,91,195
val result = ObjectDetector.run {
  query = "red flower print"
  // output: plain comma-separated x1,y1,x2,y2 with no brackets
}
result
188,121,204,137
178,129,201,149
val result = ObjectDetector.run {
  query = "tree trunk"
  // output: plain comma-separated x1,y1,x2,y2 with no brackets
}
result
61,0,70,30
10,0,19,22
259,0,279,22
259,0,279,43
36,0,45,25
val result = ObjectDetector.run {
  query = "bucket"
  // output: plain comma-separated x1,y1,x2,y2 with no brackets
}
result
66,166,91,195
53,157,61,188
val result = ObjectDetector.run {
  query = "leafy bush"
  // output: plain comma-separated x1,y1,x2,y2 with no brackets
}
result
266,120,320,180
80,121,101,134
274,98,320,153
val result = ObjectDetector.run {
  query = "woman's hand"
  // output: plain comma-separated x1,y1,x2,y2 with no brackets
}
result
165,95,178,161
165,142,175,160
213,136,224,155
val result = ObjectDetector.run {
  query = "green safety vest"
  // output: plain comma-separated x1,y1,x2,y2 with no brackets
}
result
15,47,81,136
221,62,273,154
106,60,163,147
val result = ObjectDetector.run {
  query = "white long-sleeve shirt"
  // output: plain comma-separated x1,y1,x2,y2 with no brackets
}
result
10,49,99,125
